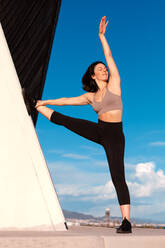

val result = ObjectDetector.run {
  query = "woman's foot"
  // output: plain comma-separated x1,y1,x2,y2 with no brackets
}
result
116,217,132,233
22,88,37,115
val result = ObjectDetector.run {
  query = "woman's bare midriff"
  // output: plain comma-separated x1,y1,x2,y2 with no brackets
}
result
98,109,122,122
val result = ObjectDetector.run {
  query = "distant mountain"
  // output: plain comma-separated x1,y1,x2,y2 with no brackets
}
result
63,209,101,220
63,209,165,224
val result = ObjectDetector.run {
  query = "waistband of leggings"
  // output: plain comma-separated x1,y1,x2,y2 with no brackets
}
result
98,119,123,127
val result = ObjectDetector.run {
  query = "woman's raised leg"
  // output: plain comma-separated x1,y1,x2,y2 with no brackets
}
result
36,106,102,145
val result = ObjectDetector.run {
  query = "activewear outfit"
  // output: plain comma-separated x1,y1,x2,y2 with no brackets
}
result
50,86,130,206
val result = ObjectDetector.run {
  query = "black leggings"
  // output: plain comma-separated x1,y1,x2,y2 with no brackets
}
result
50,111,130,205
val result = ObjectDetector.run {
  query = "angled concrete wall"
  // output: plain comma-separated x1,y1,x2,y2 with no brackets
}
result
0,24,66,231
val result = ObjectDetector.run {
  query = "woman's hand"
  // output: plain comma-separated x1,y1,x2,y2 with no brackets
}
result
99,16,109,36
35,100,47,108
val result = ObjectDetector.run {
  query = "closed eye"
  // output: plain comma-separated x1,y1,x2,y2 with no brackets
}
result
98,67,107,71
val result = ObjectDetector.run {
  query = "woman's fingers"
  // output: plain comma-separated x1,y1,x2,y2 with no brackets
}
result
105,20,109,27
35,101,38,107
102,16,106,23
35,100,44,108
99,16,109,35
101,16,108,27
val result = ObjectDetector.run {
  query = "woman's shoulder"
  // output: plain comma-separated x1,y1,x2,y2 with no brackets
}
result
107,78,121,96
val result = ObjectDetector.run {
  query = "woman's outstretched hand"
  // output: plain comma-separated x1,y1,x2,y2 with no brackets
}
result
99,16,109,36
35,100,47,108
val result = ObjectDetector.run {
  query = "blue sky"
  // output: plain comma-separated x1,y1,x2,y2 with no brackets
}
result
36,0,165,222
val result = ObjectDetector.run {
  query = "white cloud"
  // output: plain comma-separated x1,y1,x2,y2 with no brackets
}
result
149,141,165,147
47,149,91,160
81,145,105,155
94,160,108,167
125,163,136,170
62,153,90,160
48,161,109,185
128,181,152,197
48,160,165,219
135,162,165,189
56,181,116,201
49,160,165,199
47,149,65,154
128,162,165,198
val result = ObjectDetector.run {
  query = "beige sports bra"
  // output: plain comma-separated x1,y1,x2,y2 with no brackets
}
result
91,86,123,115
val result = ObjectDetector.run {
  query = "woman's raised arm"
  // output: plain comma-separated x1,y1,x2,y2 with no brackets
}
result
99,16,120,84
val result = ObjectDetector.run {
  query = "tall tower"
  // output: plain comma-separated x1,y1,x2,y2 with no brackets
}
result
105,208,110,227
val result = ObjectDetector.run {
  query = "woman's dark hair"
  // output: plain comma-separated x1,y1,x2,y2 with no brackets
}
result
82,61,109,92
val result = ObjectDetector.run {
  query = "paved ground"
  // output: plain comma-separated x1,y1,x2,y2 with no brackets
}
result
0,226,164,248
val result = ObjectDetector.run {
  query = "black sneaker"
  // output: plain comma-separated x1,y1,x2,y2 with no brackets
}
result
116,217,132,233
22,88,37,115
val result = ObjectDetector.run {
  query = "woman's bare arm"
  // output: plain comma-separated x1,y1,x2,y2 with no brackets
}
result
35,93,91,107
99,16,120,84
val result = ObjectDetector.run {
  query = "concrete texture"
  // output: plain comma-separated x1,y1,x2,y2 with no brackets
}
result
0,226,164,248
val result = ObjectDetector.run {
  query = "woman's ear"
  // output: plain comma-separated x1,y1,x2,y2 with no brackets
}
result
91,74,96,80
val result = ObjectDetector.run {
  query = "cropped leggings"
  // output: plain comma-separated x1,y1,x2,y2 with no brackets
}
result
50,111,130,205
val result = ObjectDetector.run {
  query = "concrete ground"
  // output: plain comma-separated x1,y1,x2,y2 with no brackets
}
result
0,226,165,248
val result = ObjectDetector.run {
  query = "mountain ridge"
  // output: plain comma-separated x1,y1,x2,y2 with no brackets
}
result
63,209,165,224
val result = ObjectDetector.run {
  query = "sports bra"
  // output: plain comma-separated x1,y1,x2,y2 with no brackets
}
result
91,86,123,115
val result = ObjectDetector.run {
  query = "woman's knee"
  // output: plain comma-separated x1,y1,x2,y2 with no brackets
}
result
111,173,126,186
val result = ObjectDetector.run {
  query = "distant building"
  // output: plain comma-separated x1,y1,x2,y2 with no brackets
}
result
105,208,110,226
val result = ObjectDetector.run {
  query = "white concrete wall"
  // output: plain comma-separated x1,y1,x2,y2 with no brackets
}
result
0,23,66,231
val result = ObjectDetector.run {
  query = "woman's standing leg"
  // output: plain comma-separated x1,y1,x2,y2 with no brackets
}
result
103,127,131,221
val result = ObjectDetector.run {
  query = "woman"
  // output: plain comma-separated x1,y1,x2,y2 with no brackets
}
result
35,16,132,233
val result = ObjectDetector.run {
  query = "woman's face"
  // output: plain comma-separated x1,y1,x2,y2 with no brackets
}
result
92,63,109,82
